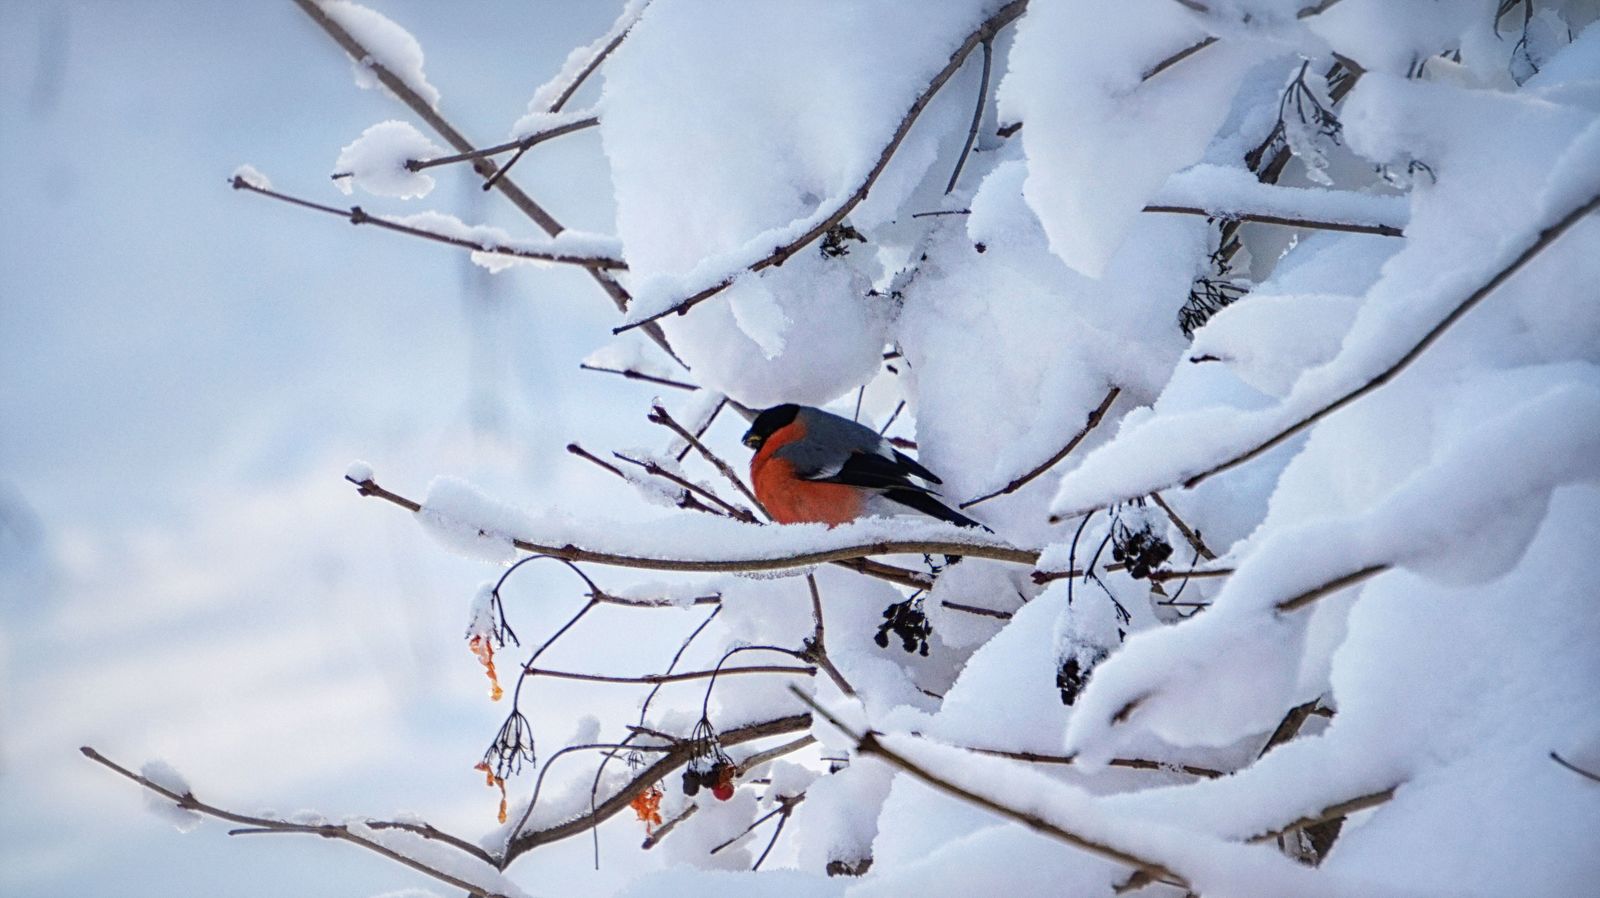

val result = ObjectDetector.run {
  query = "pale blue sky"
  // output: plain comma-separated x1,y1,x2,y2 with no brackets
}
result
0,2,700,894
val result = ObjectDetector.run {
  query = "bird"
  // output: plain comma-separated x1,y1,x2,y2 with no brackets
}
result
741,404,985,529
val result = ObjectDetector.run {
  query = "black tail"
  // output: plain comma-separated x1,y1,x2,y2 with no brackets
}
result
884,489,990,531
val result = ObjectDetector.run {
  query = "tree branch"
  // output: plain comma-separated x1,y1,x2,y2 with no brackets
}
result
407,116,599,174
961,386,1120,509
290,0,686,368
81,747,507,897
791,690,1191,889
504,712,813,861
577,363,699,391
522,663,815,686
1183,190,1600,490
1142,203,1404,237
945,37,992,195
612,0,1028,334
231,177,626,268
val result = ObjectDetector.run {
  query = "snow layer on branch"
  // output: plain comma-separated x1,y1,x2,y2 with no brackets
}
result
520,0,649,120
139,759,201,832
599,0,992,405
998,0,1284,276
896,153,1200,513
319,2,441,109
1152,163,1410,230
414,474,1023,567
230,163,271,191
379,210,623,272
1095,485,1600,897
1051,76,1600,516
334,121,443,199
1065,369,1600,755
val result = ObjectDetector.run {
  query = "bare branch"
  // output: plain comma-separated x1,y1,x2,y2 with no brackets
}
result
522,663,815,686
230,178,625,268
612,0,1028,334
81,747,507,896
1142,203,1403,236
959,744,1224,779
945,37,992,194
613,450,760,523
1245,787,1397,843
578,363,700,391
1551,752,1600,784
406,116,599,173
1149,491,1216,561
649,403,765,514
1274,564,1389,613
961,387,1120,509
505,712,813,860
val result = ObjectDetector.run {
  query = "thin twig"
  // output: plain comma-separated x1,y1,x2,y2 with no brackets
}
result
1149,491,1215,561
505,713,813,860
961,387,1120,509
1274,564,1389,613
649,403,766,513
578,363,699,391
407,116,599,173
230,178,626,268
523,664,813,685
1140,36,1218,82
940,600,1013,620
1142,204,1403,237
81,747,507,895
1245,787,1396,843
945,37,992,194
1550,752,1600,784
613,0,1028,334
613,451,761,523
566,443,730,518
959,744,1224,779
291,0,686,368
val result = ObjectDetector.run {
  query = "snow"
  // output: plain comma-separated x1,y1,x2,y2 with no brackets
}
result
998,0,1285,277
65,3,1600,897
333,120,443,200
344,459,374,482
378,210,624,272
1151,163,1409,230
139,759,202,833
319,1,441,109
522,0,650,117
231,163,272,190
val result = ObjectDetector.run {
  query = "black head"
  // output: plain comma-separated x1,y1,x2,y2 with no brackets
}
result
742,404,801,450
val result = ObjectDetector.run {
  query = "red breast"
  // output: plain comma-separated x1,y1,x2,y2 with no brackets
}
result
750,418,865,526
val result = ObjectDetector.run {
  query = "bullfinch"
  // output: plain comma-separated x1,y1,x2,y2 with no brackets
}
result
742,404,984,529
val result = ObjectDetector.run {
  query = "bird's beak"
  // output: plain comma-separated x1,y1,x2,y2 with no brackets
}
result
742,431,761,449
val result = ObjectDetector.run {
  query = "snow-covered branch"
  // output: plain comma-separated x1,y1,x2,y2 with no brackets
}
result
230,176,627,268
81,747,513,897
612,0,1028,333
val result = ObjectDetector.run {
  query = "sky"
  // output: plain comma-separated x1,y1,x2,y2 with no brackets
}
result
0,2,698,894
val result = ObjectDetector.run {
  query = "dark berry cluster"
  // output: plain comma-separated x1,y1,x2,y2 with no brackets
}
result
681,759,737,802
681,717,736,801
1055,646,1108,706
1111,521,1173,580
875,595,932,656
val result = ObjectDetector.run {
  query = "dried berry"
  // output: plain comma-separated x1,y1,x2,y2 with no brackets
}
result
875,595,932,656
